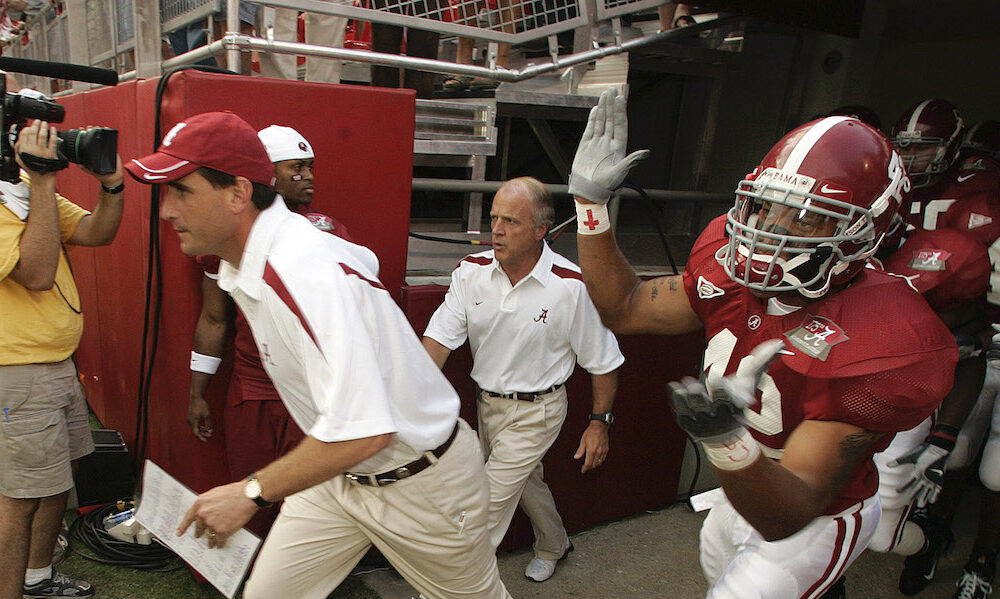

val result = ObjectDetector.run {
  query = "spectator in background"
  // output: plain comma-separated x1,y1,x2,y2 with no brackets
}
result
443,0,518,91
164,3,255,75
369,0,446,98
257,2,353,83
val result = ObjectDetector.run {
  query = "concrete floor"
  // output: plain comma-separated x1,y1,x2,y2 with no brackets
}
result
355,487,988,599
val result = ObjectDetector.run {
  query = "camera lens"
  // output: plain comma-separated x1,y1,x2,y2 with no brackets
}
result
56,127,118,175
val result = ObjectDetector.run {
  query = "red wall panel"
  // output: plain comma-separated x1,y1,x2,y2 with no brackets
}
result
59,73,415,492
401,284,705,549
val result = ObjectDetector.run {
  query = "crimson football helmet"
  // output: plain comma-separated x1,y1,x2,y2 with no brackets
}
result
961,120,1000,161
720,116,909,299
891,99,964,188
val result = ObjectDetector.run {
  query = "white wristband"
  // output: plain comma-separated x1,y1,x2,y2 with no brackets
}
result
190,351,222,375
703,428,762,471
575,201,611,235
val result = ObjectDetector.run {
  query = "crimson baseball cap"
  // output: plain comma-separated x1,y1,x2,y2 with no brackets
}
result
125,111,275,187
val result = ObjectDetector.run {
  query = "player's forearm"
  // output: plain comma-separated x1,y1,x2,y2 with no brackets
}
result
193,316,227,359
715,457,828,541
254,433,394,503
190,306,228,399
576,223,645,333
937,353,986,428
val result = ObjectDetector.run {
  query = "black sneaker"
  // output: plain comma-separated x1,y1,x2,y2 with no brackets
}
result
952,569,993,599
899,513,953,596
22,570,94,597
818,575,846,599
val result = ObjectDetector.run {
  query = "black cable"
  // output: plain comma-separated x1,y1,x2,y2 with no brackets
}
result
615,183,696,503
620,183,679,275
408,231,491,246
681,434,702,509
68,504,182,571
133,64,237,468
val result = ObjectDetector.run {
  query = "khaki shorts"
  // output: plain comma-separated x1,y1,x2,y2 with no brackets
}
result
0,359,94,498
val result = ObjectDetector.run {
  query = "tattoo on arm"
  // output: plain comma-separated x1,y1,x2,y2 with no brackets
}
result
668,277,679,291
831,430,881,491
651,279,661,301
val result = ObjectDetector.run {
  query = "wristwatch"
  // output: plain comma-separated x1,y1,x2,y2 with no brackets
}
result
589,412,614,426
243,473,273,508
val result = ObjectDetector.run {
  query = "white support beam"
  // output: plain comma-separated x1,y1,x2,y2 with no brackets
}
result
65,0,89,91
133,0,162,78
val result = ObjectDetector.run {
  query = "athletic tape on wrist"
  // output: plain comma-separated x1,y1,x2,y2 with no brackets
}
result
576,201,611,235
190,351,222,374
703,428,762,471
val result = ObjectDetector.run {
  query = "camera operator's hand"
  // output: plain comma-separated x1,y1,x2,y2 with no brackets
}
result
14,120,59,178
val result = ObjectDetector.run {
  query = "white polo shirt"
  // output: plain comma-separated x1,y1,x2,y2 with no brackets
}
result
218,200,459,473
424,243,624,394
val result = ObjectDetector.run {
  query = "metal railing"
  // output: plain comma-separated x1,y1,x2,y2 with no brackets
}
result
0,0,741,90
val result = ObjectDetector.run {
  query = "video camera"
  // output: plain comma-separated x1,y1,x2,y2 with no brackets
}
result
0,74,118,183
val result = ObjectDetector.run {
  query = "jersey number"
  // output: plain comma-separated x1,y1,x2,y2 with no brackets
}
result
920,198,957,230
703,329,783,436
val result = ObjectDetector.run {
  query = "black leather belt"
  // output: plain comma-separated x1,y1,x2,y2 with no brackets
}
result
344,422,459,487
482,384,563,402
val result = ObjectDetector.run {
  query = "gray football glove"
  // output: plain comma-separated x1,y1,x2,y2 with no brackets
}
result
569,88,650,204
669,339,785,444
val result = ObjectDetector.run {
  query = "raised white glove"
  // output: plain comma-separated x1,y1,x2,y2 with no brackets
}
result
569,88,650,204
889,442,949,508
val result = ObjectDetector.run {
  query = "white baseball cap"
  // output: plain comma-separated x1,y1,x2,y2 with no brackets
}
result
257,125,314,163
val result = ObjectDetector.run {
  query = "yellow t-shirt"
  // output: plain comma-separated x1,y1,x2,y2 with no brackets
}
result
0,178,90,365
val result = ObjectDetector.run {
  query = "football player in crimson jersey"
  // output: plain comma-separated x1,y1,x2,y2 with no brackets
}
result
867,225,991,596
891,102,1000,287
884,121,1000,598
568,89,957,598
893,109,1000,598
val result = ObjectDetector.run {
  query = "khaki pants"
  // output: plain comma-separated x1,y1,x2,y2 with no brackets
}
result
243,419,510,599
0,359,94,499
477,386,569,559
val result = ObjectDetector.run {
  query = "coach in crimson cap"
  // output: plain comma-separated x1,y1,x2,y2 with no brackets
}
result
125,111,277,260
124,111,510,598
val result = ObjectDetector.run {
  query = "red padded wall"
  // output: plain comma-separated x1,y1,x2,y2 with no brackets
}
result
59,73,416,492
401,284,705,549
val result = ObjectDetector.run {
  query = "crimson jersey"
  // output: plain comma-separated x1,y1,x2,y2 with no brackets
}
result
909,157,1000,319
910,158,1000,247
879,228,989,314
683,216,957,514
197,209,353,404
